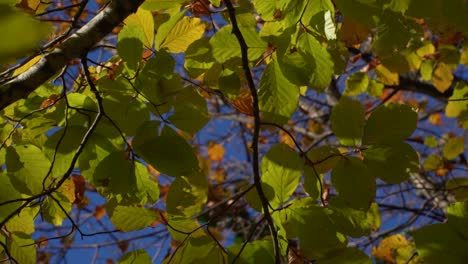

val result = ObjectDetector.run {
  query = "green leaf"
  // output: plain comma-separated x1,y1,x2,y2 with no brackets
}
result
334,0,379,26
166,173,208,218
331,97,365,146
110,206,158,232
0,5,52,62
5,206,36,235
141,0,186,10
306,145,342,174
446,178,468,202
331,157,375,209
316,247,372,264
8,232,36,264
210,25,267,63
134,162,160,204
344,72,369,96
164,234,227,263
43,126,87,177
443,137,465,160
367,79,385,97
125,8,154,48
6,144,51,195
412,215,468,263
446,83,468,118
102,94,150,136
228,240,274,263
184,37,215,78
363,103,417,144
169,87,210,133
93,151,137,195
0,174,24,223
118,249,152,264
424,136,438,147
258,57,299,124
297,33,334,91
135,126,199,177
303,166,323,199
117,23,144,69
260,144,303,208
363,142,419,184
329,197,380,238
42,193,72,226
423,154,443,171
282,200,347,259
301,1,336,40
372,11,415,56
141,49,176,80
156,16,205,53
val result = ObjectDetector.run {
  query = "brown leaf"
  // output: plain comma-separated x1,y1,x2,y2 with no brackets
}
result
231,89,254,116
93,205,106,220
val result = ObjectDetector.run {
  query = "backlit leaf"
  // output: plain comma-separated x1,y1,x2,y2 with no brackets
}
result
363,103,417,144
331,96,365,146
442,136,465,160
118,249,152,264
110,206,158,232
432,62,453,93
260,143,303,208
157,16,205,53
331,157,375,209
125,8,155,48
258,57,299,124
344,72,369,96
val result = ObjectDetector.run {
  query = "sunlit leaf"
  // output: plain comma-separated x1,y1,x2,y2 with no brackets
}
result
125,8,155,48
260,143,303,208
8,232,36,264
157,16,205,53
166,172,207,218
344,72,369,96
258,57,299,124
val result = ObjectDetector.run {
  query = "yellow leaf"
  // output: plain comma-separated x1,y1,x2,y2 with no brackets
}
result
58,178,76,203
372,234,417,264
207,143,225,162
280,130,295,148
13,55,42,77
374,64,399,85
125,8,154,48
338,18,371,46
416,43,435,57
159,16,205,53
460,44,468,65
432,62,453,93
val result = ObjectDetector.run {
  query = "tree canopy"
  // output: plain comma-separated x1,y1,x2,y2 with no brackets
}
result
0,0,467,263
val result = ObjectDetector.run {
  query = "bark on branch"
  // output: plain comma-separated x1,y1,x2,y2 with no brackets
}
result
0,0,145,110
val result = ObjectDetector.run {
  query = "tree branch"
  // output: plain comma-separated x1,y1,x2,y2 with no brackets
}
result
224,0,281,263
0,0,145,110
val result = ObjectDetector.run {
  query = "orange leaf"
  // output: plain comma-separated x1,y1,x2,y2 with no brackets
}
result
207,143,225,162
231,89,254,116
93,205,106,220
71,174,86,204
279,130,295,148
428,113,442,126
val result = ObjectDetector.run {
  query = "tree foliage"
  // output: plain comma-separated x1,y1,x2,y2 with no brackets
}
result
0,0,467,263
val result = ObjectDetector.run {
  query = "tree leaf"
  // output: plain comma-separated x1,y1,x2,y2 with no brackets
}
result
331,96,365,146
164,234,228,263
141,0,186,10
8,232,36,264
117,23,144,70
168,87,210,133
125,8,154,48
6,144,51,195
363,103,417,144
260,143,303,208
42,193,72,226
363,142,419,184
344,72,369,96
110,206,158,232
282,200,347,259
258,57,299,124
446,82,468,118
316,247,372,264
446,178,468,202
157,16,205,53
166,173,207,218
432,62,454,93
331,157,376,209
442,136,465,160
228,240,274,264
134,126,199,177
306,146,341,174
118,249,152,264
